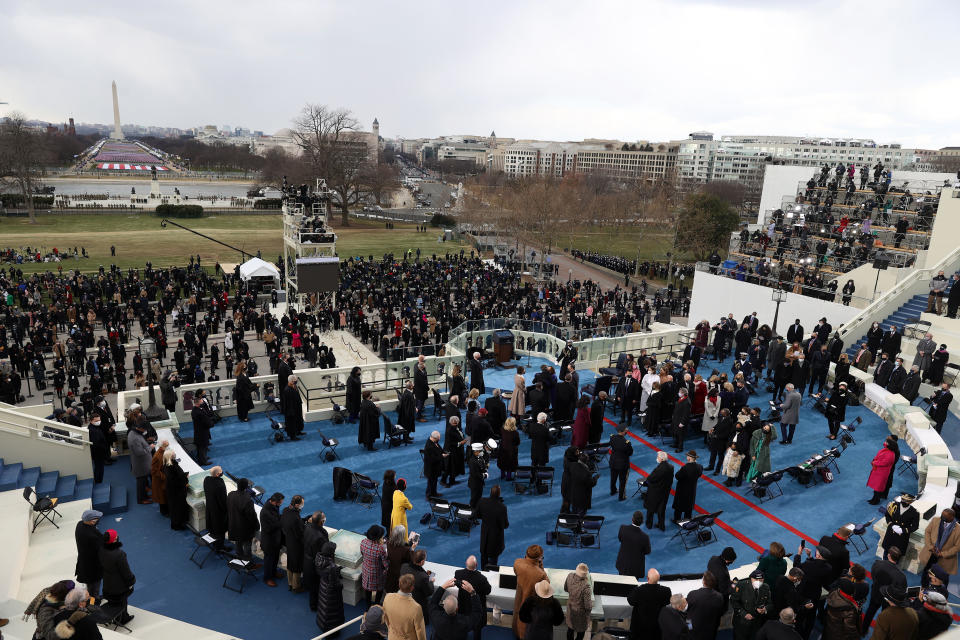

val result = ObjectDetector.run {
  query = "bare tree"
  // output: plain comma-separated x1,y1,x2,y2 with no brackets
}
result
362,161,399,206
0,113,51,223
291,104,372,226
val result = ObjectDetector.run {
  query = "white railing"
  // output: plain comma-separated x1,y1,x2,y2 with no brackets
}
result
838,244,960,346
310,615,363,640
0,403,93,480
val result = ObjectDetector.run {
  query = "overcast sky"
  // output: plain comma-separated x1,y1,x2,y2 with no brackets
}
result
2,0,957,148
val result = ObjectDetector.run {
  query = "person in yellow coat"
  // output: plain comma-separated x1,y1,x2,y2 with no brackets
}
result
390,478,413,541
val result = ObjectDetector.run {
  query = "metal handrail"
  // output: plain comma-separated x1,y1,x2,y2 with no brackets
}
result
0,412,88,448
837,244,960,343
310,615,363,640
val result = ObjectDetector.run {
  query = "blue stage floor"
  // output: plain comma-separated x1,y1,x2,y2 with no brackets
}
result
100,356,931,639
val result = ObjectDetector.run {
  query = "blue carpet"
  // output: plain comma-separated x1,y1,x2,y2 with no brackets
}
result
95,356,934,639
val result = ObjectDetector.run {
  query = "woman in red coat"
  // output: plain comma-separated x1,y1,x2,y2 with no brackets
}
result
692,374,707,416
867,436,897,504
571,396,592,448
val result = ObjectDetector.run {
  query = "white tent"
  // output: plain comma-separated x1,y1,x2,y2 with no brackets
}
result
238,257,280,282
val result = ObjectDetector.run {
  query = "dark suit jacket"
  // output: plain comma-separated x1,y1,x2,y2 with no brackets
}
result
868,558,906,605
609,433,633,470
686,586,724,640
874,360,893,387
707,555,732,596
615,524,651,578
786,324,804,344
672,398,691,430
900,373,920,401
886,366,907,393
483,396,507,433
628,583,673,639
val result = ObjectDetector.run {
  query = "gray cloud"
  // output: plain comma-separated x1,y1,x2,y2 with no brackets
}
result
2,0,958,147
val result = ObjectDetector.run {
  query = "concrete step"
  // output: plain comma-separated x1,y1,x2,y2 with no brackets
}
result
92,482,111,512
107,484,128,514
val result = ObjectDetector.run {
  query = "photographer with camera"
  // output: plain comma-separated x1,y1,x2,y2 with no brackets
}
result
429,577,480,640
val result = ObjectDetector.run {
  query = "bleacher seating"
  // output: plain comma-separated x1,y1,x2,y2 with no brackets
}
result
721,174,946,302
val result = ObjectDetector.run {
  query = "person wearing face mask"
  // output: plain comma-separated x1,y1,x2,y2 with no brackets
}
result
789,354,808,397
886,357,907,395
730,570,771,640
919,509,960,578
88,414,109,484
746,423,777,482
866,322,884,355
873,353,893,388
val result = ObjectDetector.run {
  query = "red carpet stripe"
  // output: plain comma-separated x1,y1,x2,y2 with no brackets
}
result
629,461,765,553
605,416,821,546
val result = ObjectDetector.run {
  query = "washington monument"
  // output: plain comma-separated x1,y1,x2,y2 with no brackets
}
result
111,80,124,140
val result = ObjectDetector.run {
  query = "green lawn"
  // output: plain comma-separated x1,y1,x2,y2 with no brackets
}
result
0,214,462,273
556,226,685,261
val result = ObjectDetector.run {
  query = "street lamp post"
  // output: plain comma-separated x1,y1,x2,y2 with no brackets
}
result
139,337,166,421
771,287,788,336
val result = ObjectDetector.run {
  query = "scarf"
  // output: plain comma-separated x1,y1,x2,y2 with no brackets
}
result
937,518,957,551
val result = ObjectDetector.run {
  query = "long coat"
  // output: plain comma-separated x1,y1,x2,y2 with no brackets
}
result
227,489,259,542
390,489,412,539
315,552,345,631
498,429,520,473
468,358,485,393
346,374,362,415
164,461,190,529
127,429,152,478
282,385,304,436
477,495,509,561
866,446,896,492
398,390,417,433
358,399,380,447
150,448,168,507
644,461,674,512
920,516,960,574
672,462,702,514
74,521,104,584
203,474,229,540
235,373,255,416
508,373,526,415
747,426,777,481
564,572,594,633
512,556,548,639
281,507,305,572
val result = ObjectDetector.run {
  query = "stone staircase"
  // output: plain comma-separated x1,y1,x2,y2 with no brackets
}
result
0,457,127,515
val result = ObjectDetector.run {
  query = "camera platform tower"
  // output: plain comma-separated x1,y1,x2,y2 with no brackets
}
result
282,178,339,311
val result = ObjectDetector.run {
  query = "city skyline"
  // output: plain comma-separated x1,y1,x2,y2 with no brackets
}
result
2,0,958,148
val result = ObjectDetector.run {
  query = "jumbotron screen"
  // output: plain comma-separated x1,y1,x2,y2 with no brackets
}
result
296,256,339,293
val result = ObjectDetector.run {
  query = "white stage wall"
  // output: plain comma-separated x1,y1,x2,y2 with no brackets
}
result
687,271,860,334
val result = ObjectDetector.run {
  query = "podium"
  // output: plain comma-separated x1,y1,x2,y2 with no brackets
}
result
493,330,514,364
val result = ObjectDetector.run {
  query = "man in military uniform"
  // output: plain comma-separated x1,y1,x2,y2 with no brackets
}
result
730,569,771,640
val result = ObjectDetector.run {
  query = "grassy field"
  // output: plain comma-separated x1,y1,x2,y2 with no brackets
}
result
0,214,462,273
556,227,682,261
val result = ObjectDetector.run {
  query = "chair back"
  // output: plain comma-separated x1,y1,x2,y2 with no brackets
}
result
22,486,34,504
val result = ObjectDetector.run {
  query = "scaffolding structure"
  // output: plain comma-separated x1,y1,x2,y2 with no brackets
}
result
282,179,338,310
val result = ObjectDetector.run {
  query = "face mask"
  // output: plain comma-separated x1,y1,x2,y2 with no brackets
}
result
752,580,762,589
91,422,100,428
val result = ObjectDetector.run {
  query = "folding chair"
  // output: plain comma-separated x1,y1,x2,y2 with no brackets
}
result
450,502,477,536
97,595,133,632
351,472,380,507
839,416,862,444
584,443,611,470
317,430,340,462
580,515,605,548
190,533,225,568
382,415,408,448
223,557,258,593
534,467,555,496
849,518,877,554
632,478,648,500
428,499,453,532
23,486,61,532
554,514,582,548
746,471,784,503
897,448,924,478
513,466,534,495
418,449,425,478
